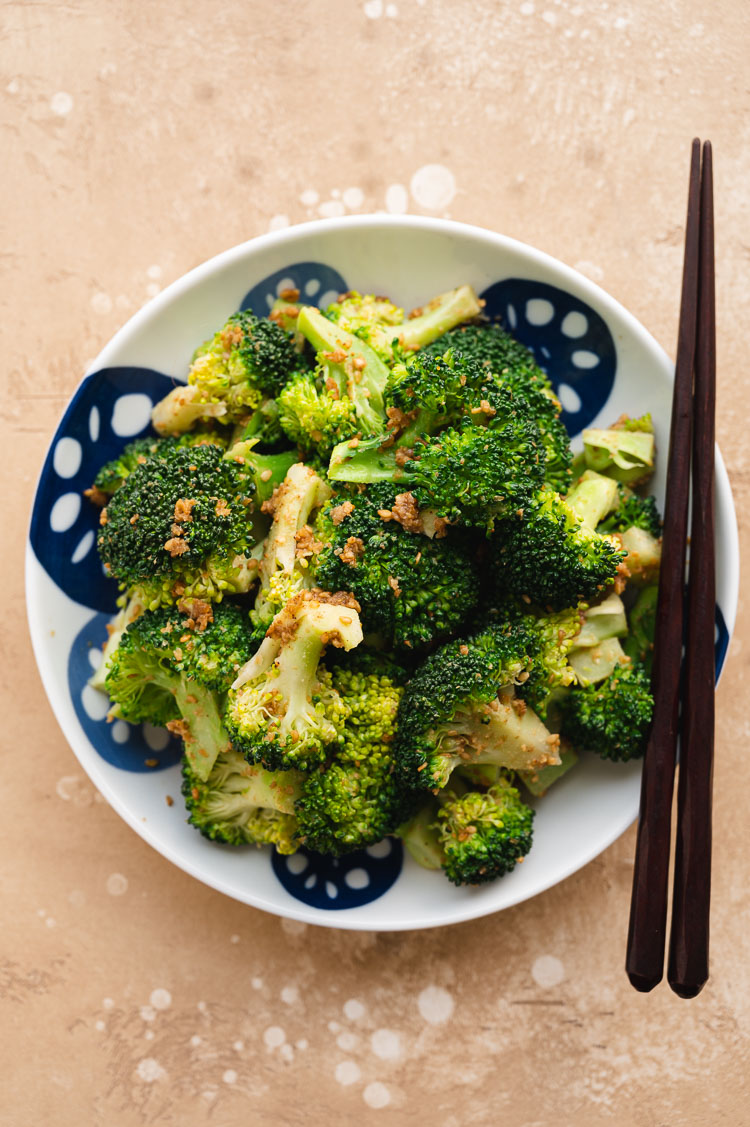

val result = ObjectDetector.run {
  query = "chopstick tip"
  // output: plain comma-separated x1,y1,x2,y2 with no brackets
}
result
626,969,662,994
668,977,706,1000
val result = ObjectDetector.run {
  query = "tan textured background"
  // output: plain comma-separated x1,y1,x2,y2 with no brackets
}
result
4,2,750,1124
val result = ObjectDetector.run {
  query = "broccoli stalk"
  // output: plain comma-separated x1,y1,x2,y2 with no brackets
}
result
88,592,145,693
226,590,364,771
251,462,332,630
582,416,655,485
182,747,303,852
104,603,256,780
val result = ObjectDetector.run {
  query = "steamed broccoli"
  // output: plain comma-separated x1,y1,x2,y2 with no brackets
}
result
278,369,360,456
97,440,259,608
88,433,229,500
251,462,332,631
623,585,658,672
420,323,572,492
312,483,480,650
151,310,300,434
225,590,363,772
597,484,661,537
104,602,255,779
294,653,416,855
182,747,303,852
582,415,655,485
560,660,654,762
489,471,625,610
324,285,483,363
394,628,561,792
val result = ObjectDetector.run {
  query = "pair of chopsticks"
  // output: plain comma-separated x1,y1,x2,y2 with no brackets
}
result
626,140,716,998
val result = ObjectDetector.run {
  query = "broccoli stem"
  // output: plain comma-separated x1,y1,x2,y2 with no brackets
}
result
396,285,483,353
565,470,619,529
89,594,144,693
174,680,232,780
151,383,226,435
296,306,388,433
397,802,444,870
225,440,299,504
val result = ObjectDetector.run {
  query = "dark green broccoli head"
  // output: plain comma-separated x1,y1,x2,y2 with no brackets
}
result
490,488,625,611
402,403,545,528
181,748,302,852
91,433,228,497
560,661,654,761
97,441,256,606
420,322,553,393
598,485,662,537
190,309,300,412
313,483,480,650
386,348,491,423
294,654,417,855
277,368,359,456
436,776,535,885
394,627,560,791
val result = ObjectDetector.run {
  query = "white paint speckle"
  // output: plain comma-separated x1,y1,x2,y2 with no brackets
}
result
102,998,114,1010
53,437,83,479
300,189,319,207
145,282,161,299
150,988,172,1011
202,1090,216,1102
520,1,535,12
56,775,91,803
50,492,81,534
51,91,73,116
223,1069,237,1085
370,1028,402,1061
335,1060,361,1086
140,1006,156,1023
318,199,346,219
328,1020,342,1034
263,1025,286,1050
281,986,299,1005
233,1039,244,1051
144,1030,154,1041
136,1058,166,1083
37,909,46,917
542,9,557,25
417,985,454,1025
45,917,56,929
7,79,19,94
268,214,290,232
385,2,398,15
147,264,162,280
363,1081,391,1108
296,1038,308,1050
531,954,565,988
230,934,240,944
94,1020,106,1032
197,1001,207,1013
189,1035,202,1047
623,107,636,127
343,186,364,210
337,1031,359,1051
281,918,307,937
410,164,456,211
251,976,264,990
68,889,86,907
343,998,366,1021
364,0,383,17
385,183,409,214
279,1043,294,1062
106,872,128,896
91,291,113,315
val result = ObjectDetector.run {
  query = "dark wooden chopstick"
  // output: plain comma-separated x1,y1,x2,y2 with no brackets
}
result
668,141,716,998
625,139,702,993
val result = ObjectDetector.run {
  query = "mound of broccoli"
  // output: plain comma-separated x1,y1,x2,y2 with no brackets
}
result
560,660,654,762
225,590,363,772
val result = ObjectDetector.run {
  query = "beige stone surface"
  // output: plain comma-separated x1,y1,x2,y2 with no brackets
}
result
3,1,750,1123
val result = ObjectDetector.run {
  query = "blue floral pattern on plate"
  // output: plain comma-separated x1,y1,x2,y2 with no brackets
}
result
480,277,617,435
272,838,403,909
29,260,731,908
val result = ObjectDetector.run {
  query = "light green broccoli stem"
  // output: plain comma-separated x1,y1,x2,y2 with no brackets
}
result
296,306,388,433
252,463,332,627
397,801,443,870
225,439,299,504
574,593,628,648
175,680,231,781
568,637,630,686
582,422,655,485
396,285,483,354
565,470,619,529
518,743,578,797
89,593,145,692
151,383,227,435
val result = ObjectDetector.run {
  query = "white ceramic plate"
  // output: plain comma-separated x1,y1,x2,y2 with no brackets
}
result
27,216,739,930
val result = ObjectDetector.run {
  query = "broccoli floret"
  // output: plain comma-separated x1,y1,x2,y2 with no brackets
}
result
225,590,363,772
560,660,654,762
597,484,662,537
582,416,655,485
420,323,572,493
277,368,359,456
104,602,255,779
235,396,285,448
394,629,561,792
324,286,482,363
251,463,332,631
182,747,303,852
294,653,416,855
151,310,299,434
294,305,390,436
436,774,534,886
88,592,145,692
312,484,480,650
487,597,583,718
90,433,229,499
225,439,300,506
489,472,625,610
97,441,258,608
